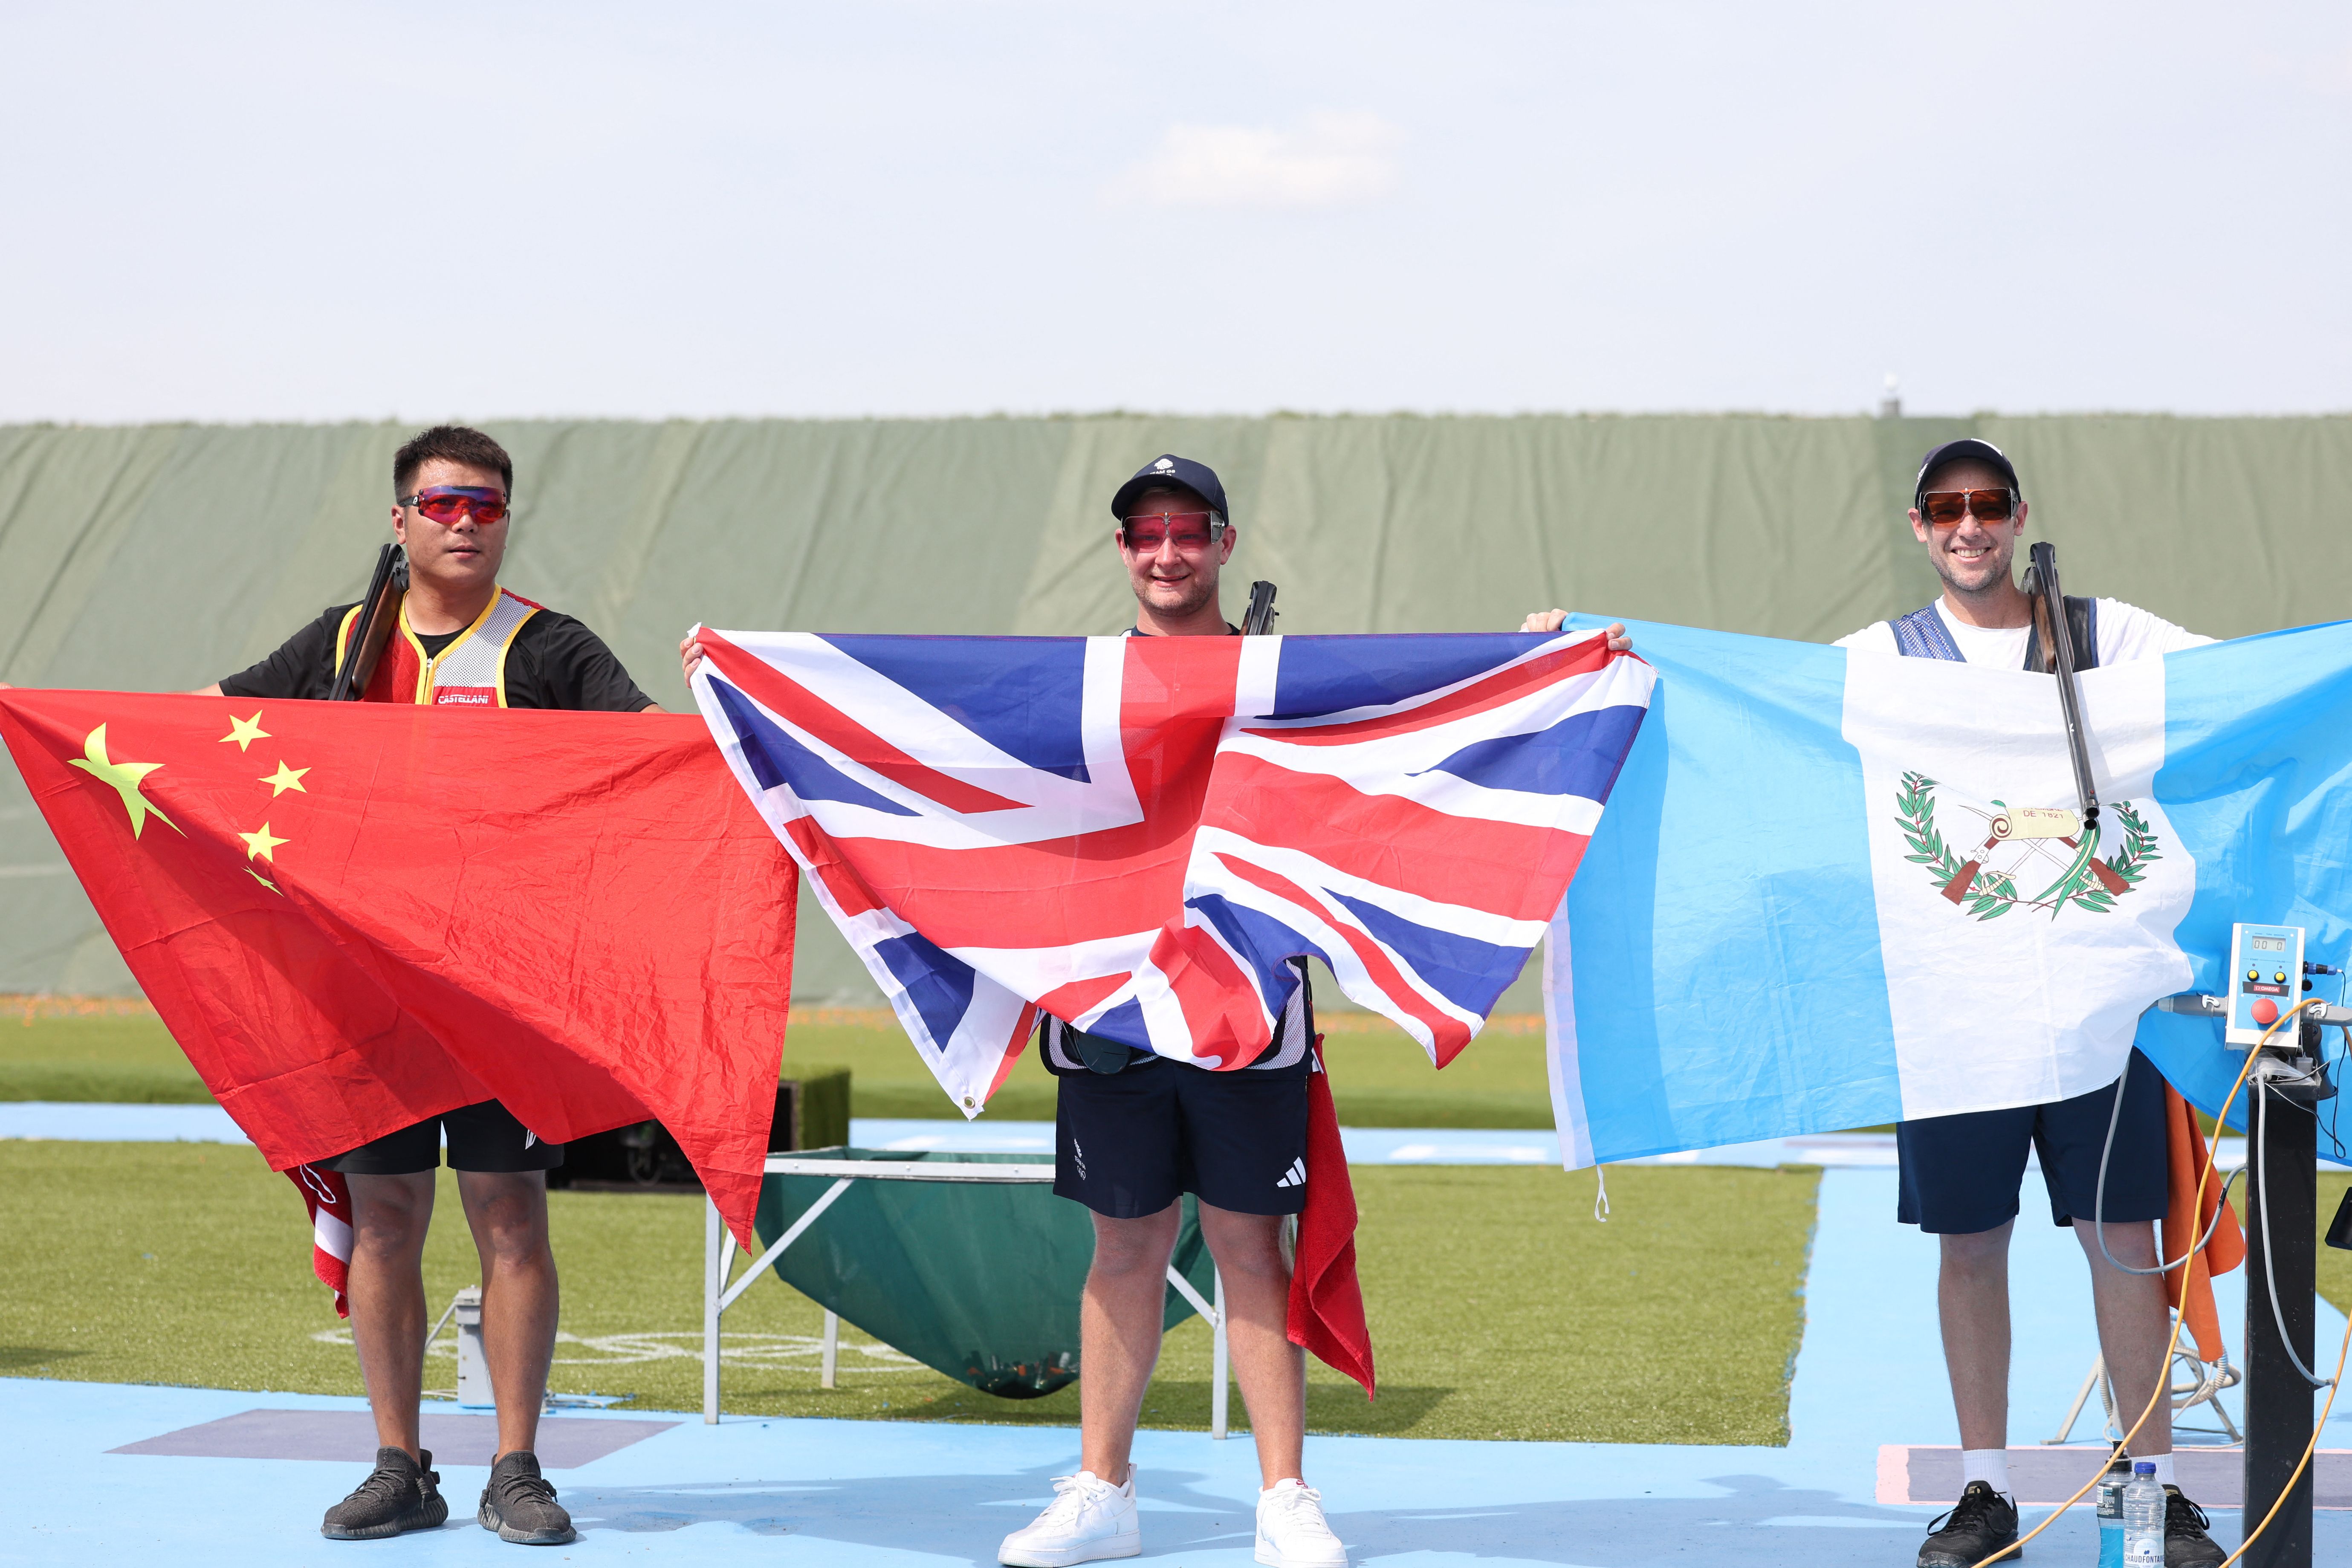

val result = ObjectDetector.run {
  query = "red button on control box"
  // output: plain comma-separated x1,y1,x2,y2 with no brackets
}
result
2252,998,2280,1027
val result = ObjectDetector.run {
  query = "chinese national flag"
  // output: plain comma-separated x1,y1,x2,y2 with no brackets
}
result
0,690,796,1247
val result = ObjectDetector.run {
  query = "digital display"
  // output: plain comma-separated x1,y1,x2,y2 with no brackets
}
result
2251,935,2287,952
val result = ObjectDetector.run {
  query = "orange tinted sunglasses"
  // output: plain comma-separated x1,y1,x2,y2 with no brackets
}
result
1920,489,2016,527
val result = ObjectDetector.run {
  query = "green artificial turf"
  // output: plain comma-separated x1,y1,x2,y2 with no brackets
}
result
0,1012,212,1103
0,1140,1817,1445
2,1006,1562,1128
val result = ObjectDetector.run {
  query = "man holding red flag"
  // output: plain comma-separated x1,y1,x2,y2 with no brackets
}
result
202,425,657,1546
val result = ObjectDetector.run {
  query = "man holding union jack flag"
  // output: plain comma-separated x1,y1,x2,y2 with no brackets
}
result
994,455,1347,1568
989,458,1636,1568
686,453,1650,1568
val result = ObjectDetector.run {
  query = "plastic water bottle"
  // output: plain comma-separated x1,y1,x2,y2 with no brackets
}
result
2096,1454,2132,1568
2122,1461,2165,1568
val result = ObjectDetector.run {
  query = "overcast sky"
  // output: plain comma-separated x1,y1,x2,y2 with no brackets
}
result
5,2,2348,423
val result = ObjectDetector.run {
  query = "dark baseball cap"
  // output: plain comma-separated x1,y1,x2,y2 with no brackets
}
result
1913,438,2023,508
1111,454,1230,523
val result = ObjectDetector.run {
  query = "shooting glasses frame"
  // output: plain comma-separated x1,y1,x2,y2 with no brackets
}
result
703,1154,1234,1437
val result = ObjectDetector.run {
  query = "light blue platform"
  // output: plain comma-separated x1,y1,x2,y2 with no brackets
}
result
8,1168,2349,1565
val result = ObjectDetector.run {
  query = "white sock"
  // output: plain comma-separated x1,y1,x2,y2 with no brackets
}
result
1961,1448,2012,1496
2144,1452,2177,1487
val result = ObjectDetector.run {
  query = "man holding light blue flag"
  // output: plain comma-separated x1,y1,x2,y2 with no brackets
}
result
1531,437,2352,1566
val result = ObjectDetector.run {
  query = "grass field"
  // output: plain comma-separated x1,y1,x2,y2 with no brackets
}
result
0,1140,1818,1446
9,998,2346,1441
0,1001,1562,1128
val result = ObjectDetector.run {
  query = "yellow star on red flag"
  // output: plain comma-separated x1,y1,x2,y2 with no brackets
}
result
260,761,310,797
239,822,289,863
221,712,269,752
67,724,182,840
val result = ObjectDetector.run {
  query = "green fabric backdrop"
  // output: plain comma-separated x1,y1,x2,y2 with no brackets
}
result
6,414,2346,1004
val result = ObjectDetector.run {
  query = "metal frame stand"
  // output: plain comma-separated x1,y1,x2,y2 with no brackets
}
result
703,1155,1229,1437
2044,1347,2242,1446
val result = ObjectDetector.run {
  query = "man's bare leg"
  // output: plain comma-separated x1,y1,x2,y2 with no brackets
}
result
1198,1203,1305,1488
2074,1217,2175,1453
1938,1221,2015,1451
455,1169,560,1458
346,1171,437,1458
1078,1203,1182,1483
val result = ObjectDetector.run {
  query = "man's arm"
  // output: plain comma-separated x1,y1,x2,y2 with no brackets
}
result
7,619,326,698
213,610,344,703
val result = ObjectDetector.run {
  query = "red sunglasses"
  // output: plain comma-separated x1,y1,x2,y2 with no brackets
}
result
401,486,509,526
1919,489,2015,528
1120,510,1226,553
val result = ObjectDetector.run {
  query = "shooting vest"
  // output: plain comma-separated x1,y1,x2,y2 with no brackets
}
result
1890,596,2100,672
334,588,541,706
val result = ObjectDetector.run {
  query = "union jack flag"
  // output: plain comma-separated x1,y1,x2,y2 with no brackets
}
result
693,628,1654,1114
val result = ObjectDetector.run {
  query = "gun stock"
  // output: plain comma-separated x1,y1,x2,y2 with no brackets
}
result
329,544,408,702
1243,580,1279,636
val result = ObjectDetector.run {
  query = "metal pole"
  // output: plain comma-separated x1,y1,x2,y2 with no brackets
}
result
2242,1073,2316,1568
821,1310,839,1389
1211,1266,1229,1441
703,1197,724,1424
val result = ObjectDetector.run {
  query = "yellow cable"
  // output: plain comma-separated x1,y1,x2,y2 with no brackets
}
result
1969,999,2320,1568
2219,1308,2352,1567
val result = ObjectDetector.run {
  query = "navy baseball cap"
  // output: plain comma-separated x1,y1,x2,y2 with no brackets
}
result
1914,438,2023,508
1111,454,1230,523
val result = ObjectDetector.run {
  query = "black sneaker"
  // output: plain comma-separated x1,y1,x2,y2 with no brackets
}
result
321,1446,448,1539
478,1451,576,1545
1917,1480,2021,1566
2162,1486,2224,1568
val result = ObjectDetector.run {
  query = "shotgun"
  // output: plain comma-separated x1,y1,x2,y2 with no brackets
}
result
2024,541,2098,833
1243,580,1279,636
328,543,408,702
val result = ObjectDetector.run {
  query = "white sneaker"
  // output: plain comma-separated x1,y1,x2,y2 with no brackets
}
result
998,1469,1141,1567
1255,1478,1346,1568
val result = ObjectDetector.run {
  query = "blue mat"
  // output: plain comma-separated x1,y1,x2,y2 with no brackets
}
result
11,1169,2352,1564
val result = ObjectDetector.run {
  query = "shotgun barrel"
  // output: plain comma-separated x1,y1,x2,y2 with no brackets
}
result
2025,541,2099,831
328,543,408,702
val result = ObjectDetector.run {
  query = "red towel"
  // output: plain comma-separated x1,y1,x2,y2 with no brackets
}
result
1288,1039,1374,1397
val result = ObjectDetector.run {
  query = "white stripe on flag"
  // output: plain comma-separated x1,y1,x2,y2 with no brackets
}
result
1843,651,2195,1119
1542,923,1595,1169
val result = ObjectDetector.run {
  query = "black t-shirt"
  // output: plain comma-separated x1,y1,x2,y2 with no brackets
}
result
219,602,654,712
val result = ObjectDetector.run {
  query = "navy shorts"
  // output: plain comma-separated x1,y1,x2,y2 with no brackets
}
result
1896,1049,2167,1234
320,1099,564,1177
1053,1059,1310,1220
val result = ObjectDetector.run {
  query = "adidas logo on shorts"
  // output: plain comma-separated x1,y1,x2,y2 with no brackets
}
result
1275,1157,1306,1189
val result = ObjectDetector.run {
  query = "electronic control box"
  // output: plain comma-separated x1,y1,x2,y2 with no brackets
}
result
2226,922,2304,1047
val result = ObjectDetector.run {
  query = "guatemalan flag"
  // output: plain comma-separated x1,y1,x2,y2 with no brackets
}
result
692,627,1655,1114
1544,614,2352,1166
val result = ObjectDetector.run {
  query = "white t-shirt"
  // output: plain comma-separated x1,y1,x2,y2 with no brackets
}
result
1835,597,2213,665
